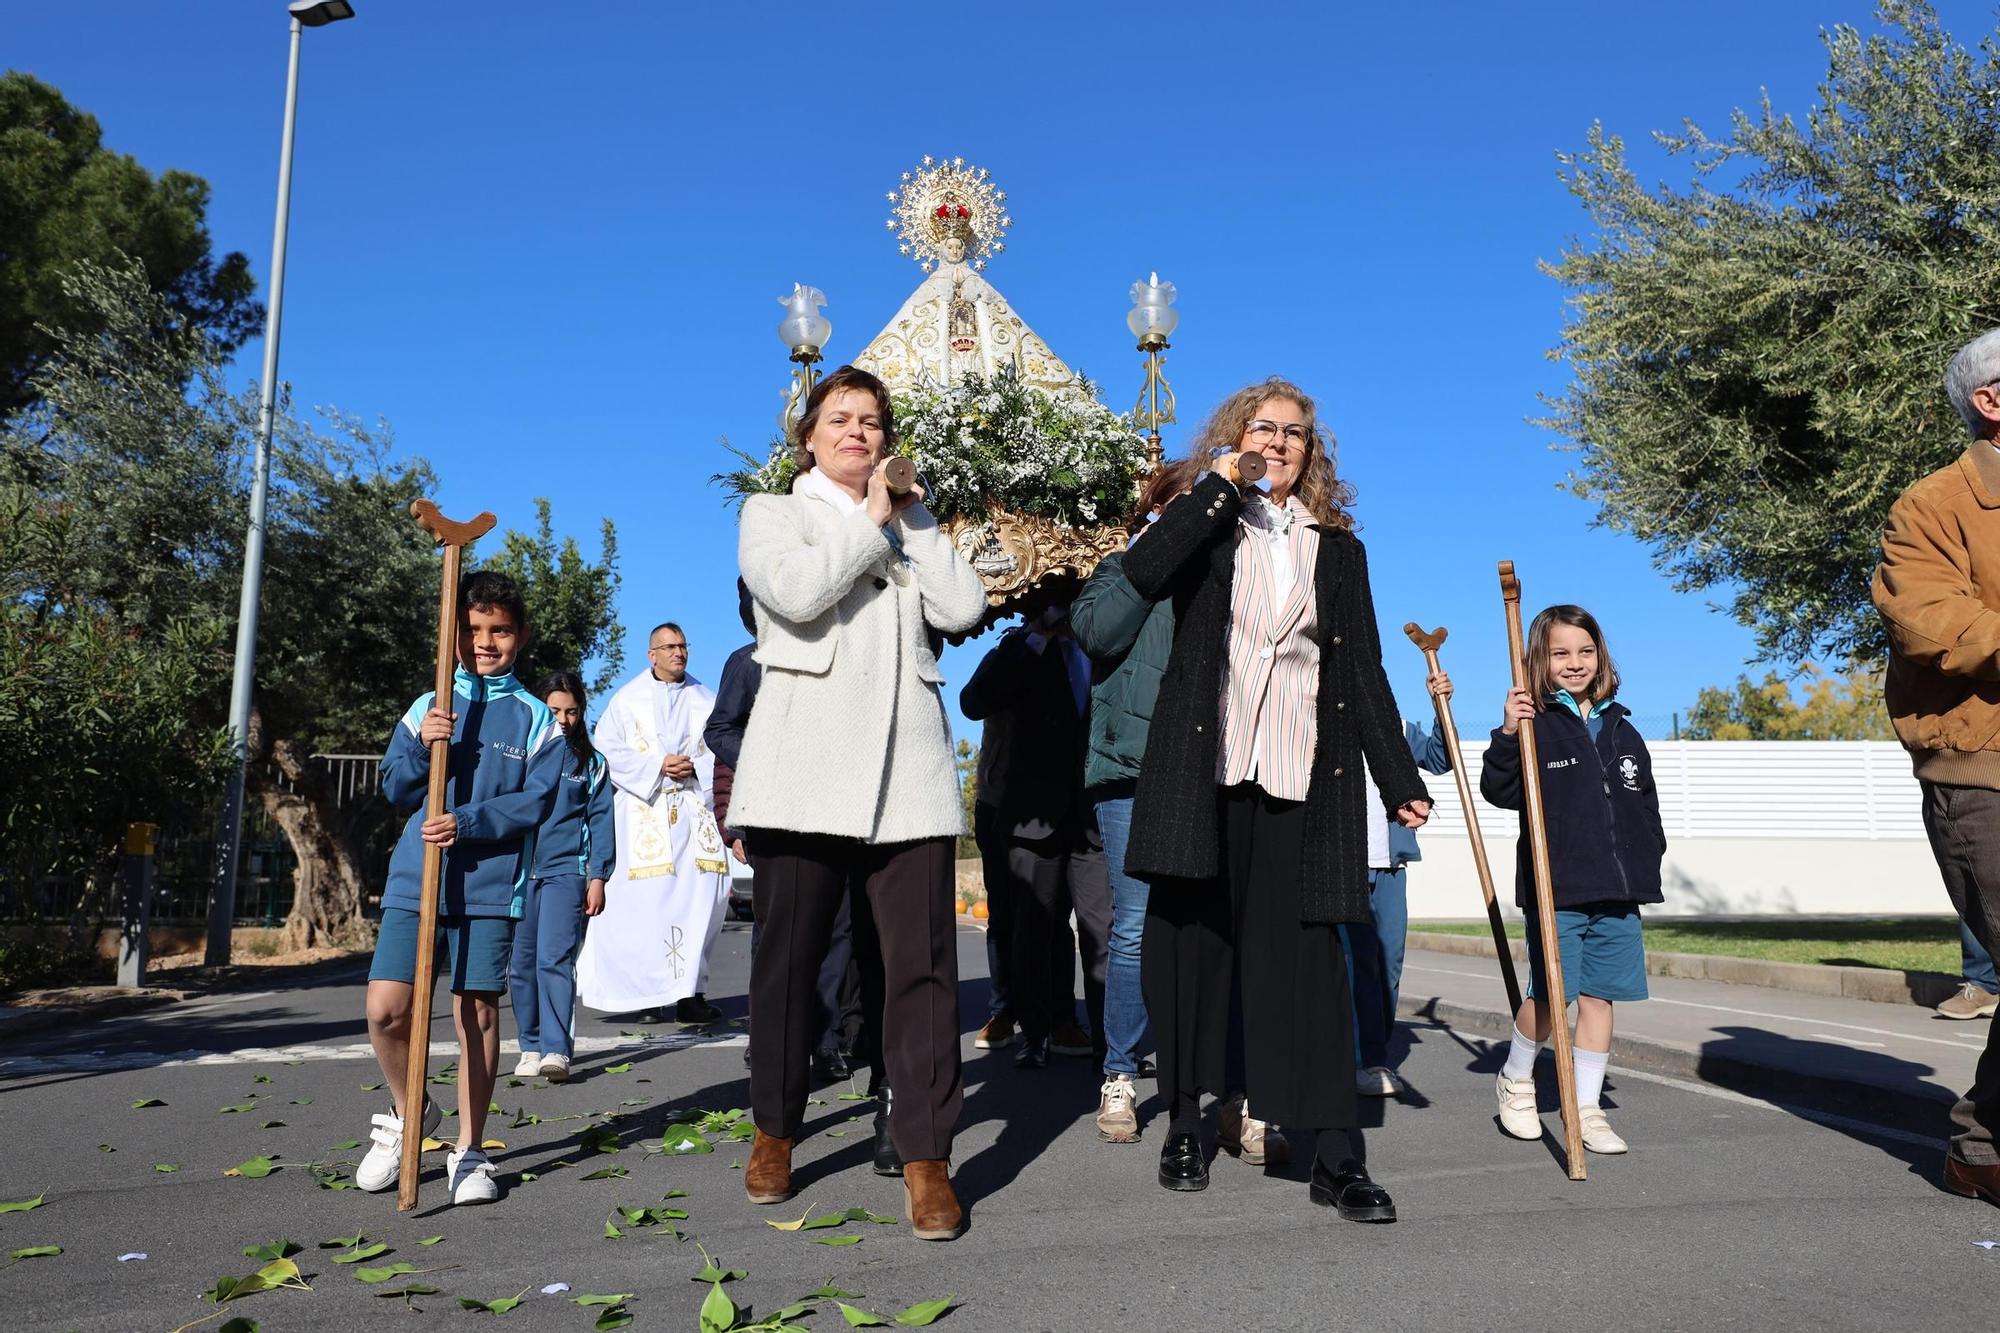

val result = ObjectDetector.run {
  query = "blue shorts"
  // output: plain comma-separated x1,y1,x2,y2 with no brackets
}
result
368,907,515,995
1525,904,1648,1003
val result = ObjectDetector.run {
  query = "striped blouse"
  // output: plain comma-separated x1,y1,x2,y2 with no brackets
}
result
1217,495,1322,800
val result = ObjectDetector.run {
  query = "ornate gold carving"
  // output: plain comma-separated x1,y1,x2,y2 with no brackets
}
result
946,509,1129,612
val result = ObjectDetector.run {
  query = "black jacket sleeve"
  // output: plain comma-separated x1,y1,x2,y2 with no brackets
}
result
1122,473,1242,599
703,646,762,771
1627,725,1668,853
959,629,1039,721
1480,726,1524,810
1346,538,1428,813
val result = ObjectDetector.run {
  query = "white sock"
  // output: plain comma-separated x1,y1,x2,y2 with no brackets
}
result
1500,1026,1541,1081
1574,1047,1609,1108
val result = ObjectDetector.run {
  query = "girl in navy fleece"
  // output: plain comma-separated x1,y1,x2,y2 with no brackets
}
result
509,670,615,1083
1480,604,1666,1156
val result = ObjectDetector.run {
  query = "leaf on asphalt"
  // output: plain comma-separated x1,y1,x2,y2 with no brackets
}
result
257,1120,286,1129
332,1139,360,1150
375,1283,441,1300
311,1169,355,1190
320,1233,365,1248
809,1286,865,1300
605,1061,634,1074
603,1217,623,1239
225,1156,278,1178
361,1081,384,1091
97,1143,115,1153
289,1098,313,1106
657,1125,711,1155
154,1164,179,1173
595,1307,635,1331
836,1092,871,1102
582,1125,624,1154
253,1074,272,1084
893,1296,959,1326
825,1130,848,1138
330,1242,390,1264
204,1256,309,1301
7,1245,61,1262
693,1263,746,1283
417,1235,444,1246
812,1235,864,1246
520,1171,539,1182
130,1098,166,1109
698,1281,738,1333
837,1301,890,1325
665,1188,688,1199
420,1137,449,1152
217,1320,259,1333
580,1166,629,1181
482,1139,506,1150
355,1262,423,1284
0,1192,45,1213
619,1097,651,1107
728,1159,742,1169
219,1101,257,1114
241,1240,301,1261
457,1287,529,1313
574,1293,635,1306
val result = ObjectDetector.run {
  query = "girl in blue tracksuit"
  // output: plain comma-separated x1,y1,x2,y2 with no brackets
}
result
1479,604,1666,1156
510,670,615,1082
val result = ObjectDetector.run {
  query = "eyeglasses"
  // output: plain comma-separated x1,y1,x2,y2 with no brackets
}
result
1244,420,1309,446
651,643,689,654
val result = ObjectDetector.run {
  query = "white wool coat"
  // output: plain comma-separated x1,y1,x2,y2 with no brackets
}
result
728,490,986,844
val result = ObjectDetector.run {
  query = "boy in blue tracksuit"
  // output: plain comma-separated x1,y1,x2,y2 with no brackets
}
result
356,571,564,1206
510,670,616,1083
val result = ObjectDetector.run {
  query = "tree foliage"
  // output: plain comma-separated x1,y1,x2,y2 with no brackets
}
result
1683,663,1894,740
485,499,624,697
0,72,260,422
1540,0,2000,665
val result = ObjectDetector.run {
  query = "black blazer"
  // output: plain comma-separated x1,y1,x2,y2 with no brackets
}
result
1121,473,1427,925
960,628,1089,839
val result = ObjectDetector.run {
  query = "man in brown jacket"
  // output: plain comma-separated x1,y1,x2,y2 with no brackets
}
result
1872,326,2000,1207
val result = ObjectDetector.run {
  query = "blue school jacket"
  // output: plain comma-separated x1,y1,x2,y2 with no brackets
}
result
531,748,616,883
379,667,565,919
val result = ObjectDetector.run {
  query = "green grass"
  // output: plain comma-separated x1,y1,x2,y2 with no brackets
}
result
1415,917,1961,976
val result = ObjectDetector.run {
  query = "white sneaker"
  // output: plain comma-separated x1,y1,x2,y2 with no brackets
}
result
354,1097,443,1192
1095,1073,1139,1143
513,1051,542,1078
445,1146,499,1205
538,1053,571,1083
1495,1072,1541,1140
1356,1066,1407,1097
1575,1106,1628,1154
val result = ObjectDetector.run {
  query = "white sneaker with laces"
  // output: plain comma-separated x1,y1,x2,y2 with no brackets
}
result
1495,1072,1541,1140
445,1146,500,1204
513,1051,542,1078
1095,1073,1139,1143
1356,1066,1407,1097
354,1097,442,1192
538,1053,571,1083
1575,1106,1628,1154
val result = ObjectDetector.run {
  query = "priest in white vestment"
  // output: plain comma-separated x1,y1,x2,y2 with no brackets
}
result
577,623,730,1020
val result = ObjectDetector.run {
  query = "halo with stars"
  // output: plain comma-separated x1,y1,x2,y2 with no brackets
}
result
883,154,1012,273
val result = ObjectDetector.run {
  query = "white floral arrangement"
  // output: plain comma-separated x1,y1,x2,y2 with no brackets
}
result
716,364,1151,530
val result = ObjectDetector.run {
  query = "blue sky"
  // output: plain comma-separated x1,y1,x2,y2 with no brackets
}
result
13,1,1990,744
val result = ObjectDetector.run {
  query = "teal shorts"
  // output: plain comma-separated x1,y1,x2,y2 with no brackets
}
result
368,907,515,995
1525,904,1648,1003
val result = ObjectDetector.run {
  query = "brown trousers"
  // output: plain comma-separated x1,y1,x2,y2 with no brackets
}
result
748,830,961,1162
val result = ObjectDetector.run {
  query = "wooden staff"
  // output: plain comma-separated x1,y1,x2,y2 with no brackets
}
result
399,499,497,1211
1403,623,1522,1014
1499,561,1585,1180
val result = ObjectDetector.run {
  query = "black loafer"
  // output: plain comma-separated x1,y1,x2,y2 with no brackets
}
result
811,1045,852,1083
1014,1037,1049,1070
871,1099,903,1177
1310,1157,1396,1223
1158,1131,1209,1192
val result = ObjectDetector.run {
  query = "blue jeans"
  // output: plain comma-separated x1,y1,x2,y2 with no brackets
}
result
509,874,587,1058
1094,795,1151,1077
1341,867,1408,1069
1964,918,1999,993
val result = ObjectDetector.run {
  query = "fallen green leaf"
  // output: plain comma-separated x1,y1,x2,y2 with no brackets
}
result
311,1169,355,1190
581,1125,623,1154
417,1235,444,1246
699,1281,738,1333
332,1139,361,1151
355,1262,421,1284
836,1092,870,1101
580,1166,629,1181
658,1124,712,1155
241,1240,301,1261
219,1101,258,1114
574,1293,636,1306
809,1286,865,1300
204,1256,309,1302
97,1143,115,1153
604,1217,623,1239
458,1287,529,1313
0,1192,45,1213
331,1242,390,1264
595,1307,635,1331
257,1120,286,1129
605,1061,633,1074
225,1155,279,1178
838,1301,890,1326
361,1081,384,1091
253,1074,272,1084
320,1233,365,1248
813,1235,864,1246
290,1098,313,1106
893,1295,958,1327
218,1319,260,1333
7,1245,60,1262
693,1263,747,1283
375,1282,441,1302
154,1163,179,1173
131,1098,166,1108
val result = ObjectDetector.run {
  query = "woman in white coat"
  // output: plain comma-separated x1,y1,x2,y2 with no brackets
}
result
730,365,986,1241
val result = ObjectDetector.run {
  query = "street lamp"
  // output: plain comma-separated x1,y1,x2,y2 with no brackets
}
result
207,0,357,966
1128,272,1179,467
777,283,832,433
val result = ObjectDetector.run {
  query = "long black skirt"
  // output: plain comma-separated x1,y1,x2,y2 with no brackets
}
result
1140,782,1358,1131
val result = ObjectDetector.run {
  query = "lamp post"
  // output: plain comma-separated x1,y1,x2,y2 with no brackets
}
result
777,284,832,433
1128,272,1179,467
207,0,357,967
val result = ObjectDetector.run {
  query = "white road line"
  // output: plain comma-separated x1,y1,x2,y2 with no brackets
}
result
1808,1033,1888,1048
0,1030,749,1078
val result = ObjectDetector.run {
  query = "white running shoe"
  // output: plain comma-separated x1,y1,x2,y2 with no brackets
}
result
1495,1072,1541,1140
1356,1066,1407,1097
538,1053,571,1083
1575,1106,1629,1154
354,1097,443,1192
513,1051,542,1078
445,1146,500,1205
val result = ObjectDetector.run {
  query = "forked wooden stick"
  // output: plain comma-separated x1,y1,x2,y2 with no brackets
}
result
399,499,497,1211
1499,561,1586,1181
1403,623,1523,1014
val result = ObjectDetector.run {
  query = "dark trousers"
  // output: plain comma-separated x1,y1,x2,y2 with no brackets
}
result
749,888,859,1054
1921,780,2000,1165
1008,813,1111,1048
749,830,961,1161
975,800,1081,1026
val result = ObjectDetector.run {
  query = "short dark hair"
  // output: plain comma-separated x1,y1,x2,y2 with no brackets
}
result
648,622,685,646
736,579,756,636
460,570,527,632
792,365,895,470
1525,604,1621,707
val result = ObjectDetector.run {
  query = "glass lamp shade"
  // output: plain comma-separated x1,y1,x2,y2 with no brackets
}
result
1126,272,1179,341
776,283,832,353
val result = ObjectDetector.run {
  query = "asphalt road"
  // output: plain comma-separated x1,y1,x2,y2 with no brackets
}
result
2,919,1995,1332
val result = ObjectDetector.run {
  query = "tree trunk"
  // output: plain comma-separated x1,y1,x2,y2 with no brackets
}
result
258,734,377,952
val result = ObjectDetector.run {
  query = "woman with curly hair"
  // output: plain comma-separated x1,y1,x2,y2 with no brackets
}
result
1122,377,1430,1221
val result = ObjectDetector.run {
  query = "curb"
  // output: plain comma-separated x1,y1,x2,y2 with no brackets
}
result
1406,931,1960,1009
1395,989,1955,1135
0,990,179,1040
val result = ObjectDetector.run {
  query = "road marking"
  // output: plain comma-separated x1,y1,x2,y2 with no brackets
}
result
0,1030,748,1078
1808,1033,1887,1048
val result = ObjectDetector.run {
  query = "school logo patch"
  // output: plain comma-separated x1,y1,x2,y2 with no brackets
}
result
1618,756,1641,791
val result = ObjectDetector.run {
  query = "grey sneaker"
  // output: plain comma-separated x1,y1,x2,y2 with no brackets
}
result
1937,982,1999,1021
1218,1095,1289,1167
1096,1073,1139,1143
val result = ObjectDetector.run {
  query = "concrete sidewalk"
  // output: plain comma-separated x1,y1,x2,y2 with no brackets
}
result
1400,937,1986,1132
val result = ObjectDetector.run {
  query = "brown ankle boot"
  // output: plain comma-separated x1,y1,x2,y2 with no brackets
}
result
744,1130,794,1205
902,1158,964,1241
